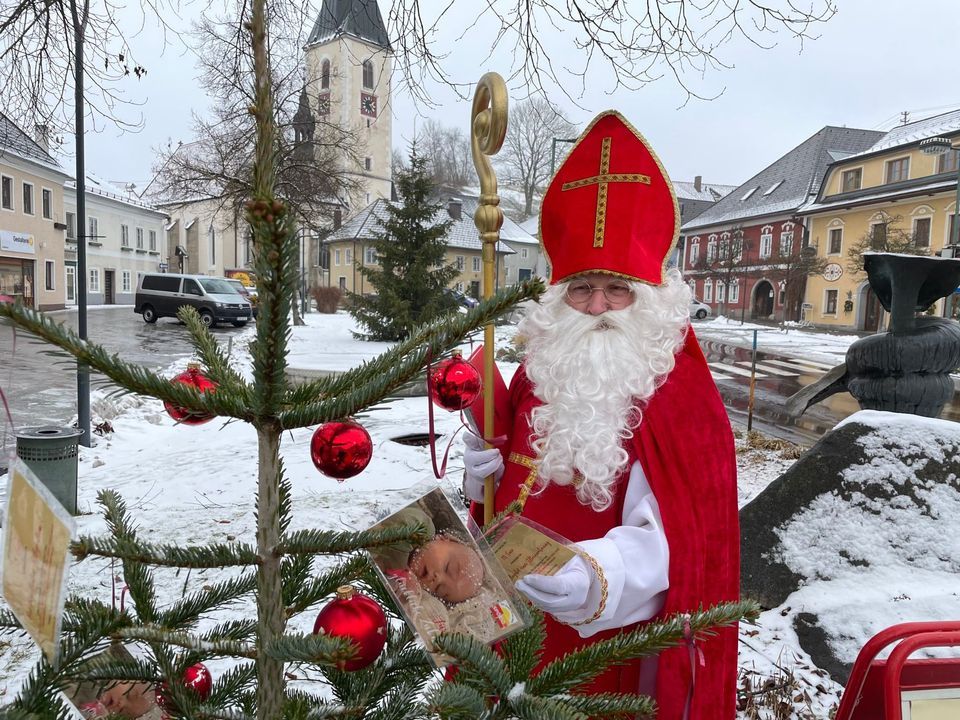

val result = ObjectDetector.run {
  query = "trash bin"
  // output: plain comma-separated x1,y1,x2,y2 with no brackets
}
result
15,426,84,515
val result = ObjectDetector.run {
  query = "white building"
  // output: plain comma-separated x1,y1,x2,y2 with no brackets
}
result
513,216,550,281
64,176,168,305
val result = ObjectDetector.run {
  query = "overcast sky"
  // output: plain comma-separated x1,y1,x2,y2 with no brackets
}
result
78,0,960,196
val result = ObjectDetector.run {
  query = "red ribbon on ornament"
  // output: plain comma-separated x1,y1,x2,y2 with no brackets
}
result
681,613,706,720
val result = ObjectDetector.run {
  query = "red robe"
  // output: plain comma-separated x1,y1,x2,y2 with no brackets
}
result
479,329,739,719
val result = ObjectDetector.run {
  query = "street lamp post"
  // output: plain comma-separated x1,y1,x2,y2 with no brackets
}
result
920,136,960,317
550,137,577,176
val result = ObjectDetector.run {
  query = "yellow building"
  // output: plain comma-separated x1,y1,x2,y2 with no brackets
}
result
322,197,515,296
801,110,960,330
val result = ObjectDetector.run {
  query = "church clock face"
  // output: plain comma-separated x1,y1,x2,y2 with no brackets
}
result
360,92,377,118
317,93,330,117
823,263,843,282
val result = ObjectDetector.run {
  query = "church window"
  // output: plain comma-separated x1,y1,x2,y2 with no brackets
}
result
321,59,330,90
362,60,374,89
364,157,372,171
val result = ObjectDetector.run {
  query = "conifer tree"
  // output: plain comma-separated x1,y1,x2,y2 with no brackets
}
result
0,0,755,716
348,151,460,342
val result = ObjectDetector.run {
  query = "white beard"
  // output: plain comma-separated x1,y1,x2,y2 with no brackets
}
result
518,269,691,511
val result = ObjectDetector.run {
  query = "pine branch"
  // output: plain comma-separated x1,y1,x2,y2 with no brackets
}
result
281,281,540,409
265,632,356,666
425,683,489,719
64,652,157,683
160,571,259,630
278,522,431,556
430,633,513,698
528,600,758,696
179,305,251,395
72,534,261,567
509,694,587,720
114,624,258,659
499,610,546,684
283,555,370,617
561,692,656,719
0,302,254,421
278,281,542,429
205,662,258,712
99,490,160,626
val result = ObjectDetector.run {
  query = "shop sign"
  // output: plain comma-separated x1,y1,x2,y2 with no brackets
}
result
0,230,36,254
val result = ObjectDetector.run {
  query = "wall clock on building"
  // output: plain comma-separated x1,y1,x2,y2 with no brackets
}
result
317,93,330,117
360,93,377,118
823,263,843,282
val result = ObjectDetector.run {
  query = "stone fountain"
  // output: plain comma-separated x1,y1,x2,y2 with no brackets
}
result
787,252,960,418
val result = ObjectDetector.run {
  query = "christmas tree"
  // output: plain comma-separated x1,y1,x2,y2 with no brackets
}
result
347,150,460,342
0,2,754,718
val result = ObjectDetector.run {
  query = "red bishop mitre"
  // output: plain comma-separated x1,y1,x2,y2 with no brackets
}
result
540,111,679,285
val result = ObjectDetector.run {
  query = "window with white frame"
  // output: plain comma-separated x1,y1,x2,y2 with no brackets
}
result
345,248,352,264
455,281,464,292
730,280,740,303
472,256,481,272
778,282,786,305
149,229,157,251
208,225,216,265
689,239,700,266
89,268,101,293
706,236,717,263
66,212,76,240
759,228,773,258
521,248,528,259
912,217,931,248
716,281,725,302
733,234,744,262
22,182,33,215
42,188,52,219
335,249,341,265
44,260,55,291
704,279,713,302
1,175,13,210
455,255,465,270
88,216,99,243
828,227,843,254
885,156,910,184
719,232,731,260
121,224,130,248
136,227,144,249
122,270,132,293
780,231,794,256
688,280,697,297
825,289,838,314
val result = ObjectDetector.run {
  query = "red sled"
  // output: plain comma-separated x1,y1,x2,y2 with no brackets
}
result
835,621,960,720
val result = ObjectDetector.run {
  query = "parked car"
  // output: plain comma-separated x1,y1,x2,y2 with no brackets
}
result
690,298,711,320
135,273,253,327
225,278,259,317
444,288,479,309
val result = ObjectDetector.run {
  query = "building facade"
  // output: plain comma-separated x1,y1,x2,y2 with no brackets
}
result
801,109,960,330
304,0,393,206
322,197,512,295
681,126,884,322
64,176,167,305
0,115,71,310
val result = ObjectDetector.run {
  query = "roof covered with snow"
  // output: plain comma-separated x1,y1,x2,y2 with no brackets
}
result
673,181,737,202
0,113,70,177
66,173,166,215
325,195,524,254
306,0,392,50
682,127,884,232
854,108,960,157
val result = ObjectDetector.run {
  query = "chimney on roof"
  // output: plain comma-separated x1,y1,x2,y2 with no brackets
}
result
35,124,50,153
694,175,702,192
447,197,462,221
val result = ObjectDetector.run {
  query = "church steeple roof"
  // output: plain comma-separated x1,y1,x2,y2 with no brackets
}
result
306,0,392,51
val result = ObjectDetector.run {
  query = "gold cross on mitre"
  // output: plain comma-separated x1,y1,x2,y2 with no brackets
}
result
561,137,651,248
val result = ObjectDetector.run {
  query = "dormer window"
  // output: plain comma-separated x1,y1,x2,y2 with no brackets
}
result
741,186,758,201
841,168,862,192
762,180,783,196
884,157,909,184
321,59,330,90
362,60,374,90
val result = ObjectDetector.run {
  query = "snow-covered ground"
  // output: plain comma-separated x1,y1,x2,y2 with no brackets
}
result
0,310,930,717
693,316,859,365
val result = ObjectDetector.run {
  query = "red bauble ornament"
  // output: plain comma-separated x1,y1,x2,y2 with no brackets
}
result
164,363,218,425
313,585,387,671
310,421,373,480
429,351,481,411
155,662,213,714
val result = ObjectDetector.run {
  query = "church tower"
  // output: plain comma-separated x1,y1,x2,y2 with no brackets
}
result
304,0,393,208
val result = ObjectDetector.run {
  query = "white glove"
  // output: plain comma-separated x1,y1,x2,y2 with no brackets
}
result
515,555,592,615
462,432,504,503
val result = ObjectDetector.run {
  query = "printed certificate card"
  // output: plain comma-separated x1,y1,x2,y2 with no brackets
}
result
2,458,75,665
487,515,577,583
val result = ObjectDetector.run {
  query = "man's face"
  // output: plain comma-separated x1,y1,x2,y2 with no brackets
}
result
409,537,484,604
563,273,635,315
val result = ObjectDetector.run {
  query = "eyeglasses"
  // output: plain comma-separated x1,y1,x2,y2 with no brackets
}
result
565,279,634,304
